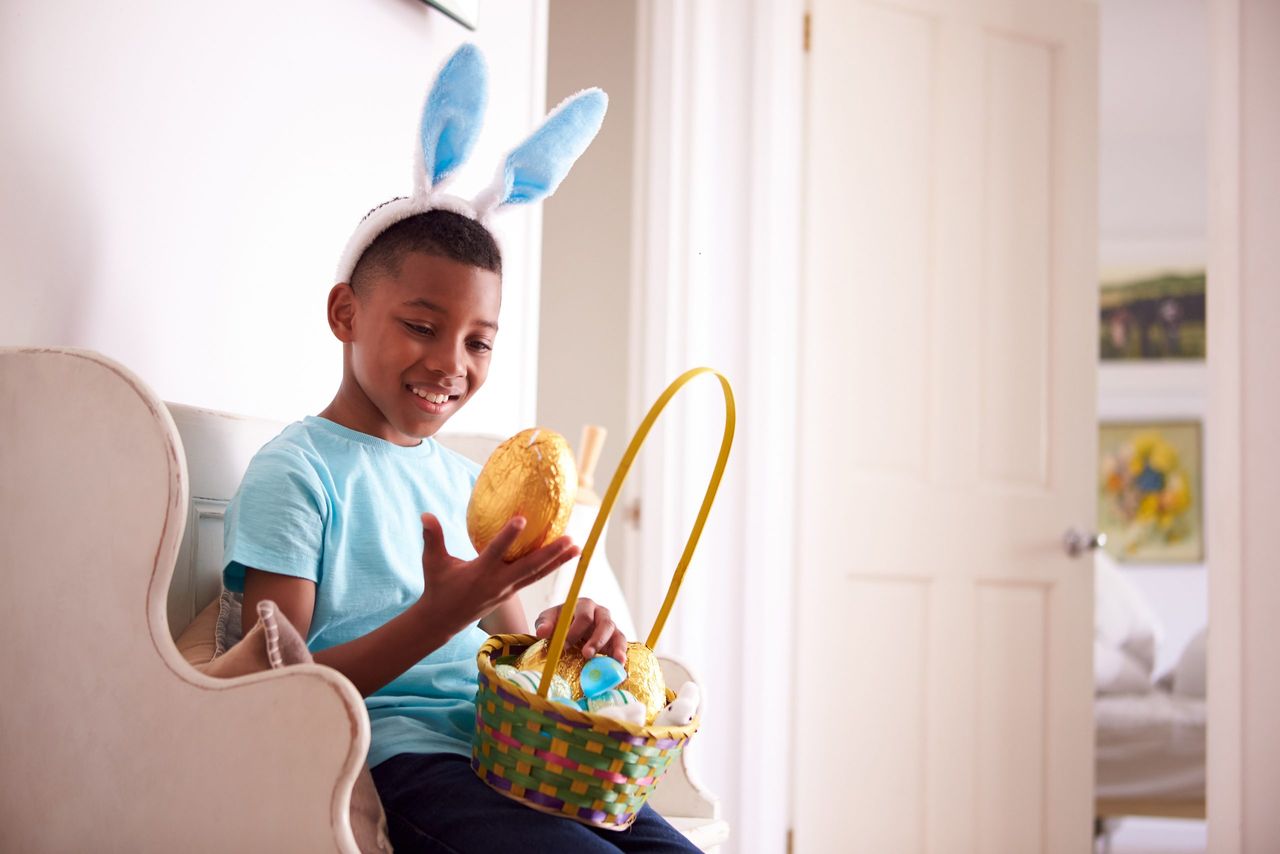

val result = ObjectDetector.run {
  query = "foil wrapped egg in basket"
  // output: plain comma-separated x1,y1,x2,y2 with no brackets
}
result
513,638,668,724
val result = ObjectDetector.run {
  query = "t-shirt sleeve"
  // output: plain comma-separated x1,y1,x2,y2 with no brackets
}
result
222,446,328,593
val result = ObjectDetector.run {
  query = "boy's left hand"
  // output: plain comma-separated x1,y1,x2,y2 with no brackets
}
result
533,599,627,663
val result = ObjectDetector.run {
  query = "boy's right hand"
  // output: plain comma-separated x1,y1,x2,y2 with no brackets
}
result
416,513,578,637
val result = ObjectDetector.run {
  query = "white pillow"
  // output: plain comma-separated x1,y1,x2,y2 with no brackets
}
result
1171,626,1207,698
1094,551,1164,692
1094,641,1156,695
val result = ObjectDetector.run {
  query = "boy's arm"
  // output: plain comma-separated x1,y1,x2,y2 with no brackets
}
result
243,567,455,697
478,595,529,635
242,513,578,698
243,569,317,637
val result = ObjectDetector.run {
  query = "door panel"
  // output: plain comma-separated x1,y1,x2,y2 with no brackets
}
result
794,1,1097,851
980,33,1054,486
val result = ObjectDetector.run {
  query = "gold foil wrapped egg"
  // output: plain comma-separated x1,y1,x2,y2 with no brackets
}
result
467,428,577,561
620,643,669,723
515,639,669,724
513,639,590,699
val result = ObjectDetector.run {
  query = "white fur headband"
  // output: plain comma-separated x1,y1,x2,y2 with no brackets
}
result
335,43,608,284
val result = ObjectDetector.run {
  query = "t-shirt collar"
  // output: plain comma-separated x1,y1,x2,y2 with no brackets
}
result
304,415,438,458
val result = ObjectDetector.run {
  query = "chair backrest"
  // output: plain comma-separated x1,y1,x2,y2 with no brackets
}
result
164,402,508,637
165,403,287,636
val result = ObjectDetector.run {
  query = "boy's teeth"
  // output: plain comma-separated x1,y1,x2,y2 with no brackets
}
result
411,386,449,404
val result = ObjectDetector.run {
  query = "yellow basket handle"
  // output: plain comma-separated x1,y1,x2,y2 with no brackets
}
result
537,367,736,697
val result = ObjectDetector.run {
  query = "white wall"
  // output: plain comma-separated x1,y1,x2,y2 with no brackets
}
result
1099,0,1208,676
538,0,638,568
0,0,548,435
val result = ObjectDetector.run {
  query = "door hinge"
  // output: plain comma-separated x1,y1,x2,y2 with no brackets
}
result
622,497,641,528
803,12,811,52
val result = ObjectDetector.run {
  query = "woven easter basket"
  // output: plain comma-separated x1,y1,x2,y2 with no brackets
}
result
471,367,735,830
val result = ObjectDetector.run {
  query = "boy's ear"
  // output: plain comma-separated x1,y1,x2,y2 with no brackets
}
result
328,283,358,343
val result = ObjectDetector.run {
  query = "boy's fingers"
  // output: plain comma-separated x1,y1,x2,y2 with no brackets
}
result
533,610,557,638
519,536,577,572
581,609,615,659
565,604,595,647
505,536,577,578
607,631,628,663
421,514,448,563
481,516,527,562
503,540,577,594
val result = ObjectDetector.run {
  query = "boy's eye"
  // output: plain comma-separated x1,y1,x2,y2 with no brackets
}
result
404,322,435,337
468,340,493,353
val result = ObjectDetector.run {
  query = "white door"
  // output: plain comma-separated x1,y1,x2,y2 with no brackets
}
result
792,0,1097,852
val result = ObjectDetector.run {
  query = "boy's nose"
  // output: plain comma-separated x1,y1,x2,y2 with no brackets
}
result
424,343,465,377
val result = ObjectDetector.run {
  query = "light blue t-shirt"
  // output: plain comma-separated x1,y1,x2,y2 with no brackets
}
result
222,415,489,768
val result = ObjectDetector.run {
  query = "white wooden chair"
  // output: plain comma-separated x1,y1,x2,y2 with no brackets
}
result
0,347,727,852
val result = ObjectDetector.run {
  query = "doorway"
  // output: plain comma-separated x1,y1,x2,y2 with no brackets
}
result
1093,1,1209,851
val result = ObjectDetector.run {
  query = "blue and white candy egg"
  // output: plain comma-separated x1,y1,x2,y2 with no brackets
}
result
579,656,627,698
584,688,638,713
497,664,572,701
548,673,573,700
503,668,541,693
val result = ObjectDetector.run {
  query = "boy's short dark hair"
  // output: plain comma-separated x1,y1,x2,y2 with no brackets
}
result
349,208,503,296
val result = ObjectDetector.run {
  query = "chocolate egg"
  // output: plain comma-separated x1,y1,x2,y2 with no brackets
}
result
515,639,669,723
467,428,578,561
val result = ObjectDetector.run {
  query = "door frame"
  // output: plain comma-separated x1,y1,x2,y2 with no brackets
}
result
1205,0,1280,848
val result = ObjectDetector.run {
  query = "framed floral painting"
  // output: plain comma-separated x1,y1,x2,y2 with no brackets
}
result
1098,421,1203,562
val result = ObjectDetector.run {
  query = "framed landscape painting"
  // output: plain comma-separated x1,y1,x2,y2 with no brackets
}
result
1099,267,1206,360
1098,420,1203,562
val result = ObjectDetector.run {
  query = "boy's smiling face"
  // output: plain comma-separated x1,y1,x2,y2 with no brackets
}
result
324,250,502,445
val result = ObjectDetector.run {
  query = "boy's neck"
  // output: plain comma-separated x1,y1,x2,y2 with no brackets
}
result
319,376,433,447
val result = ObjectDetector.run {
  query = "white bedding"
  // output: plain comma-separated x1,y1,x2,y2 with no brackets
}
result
1094,551,1164,694
1095,690,1205,800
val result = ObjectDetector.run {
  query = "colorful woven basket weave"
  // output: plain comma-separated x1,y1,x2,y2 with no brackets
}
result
471,367,736,830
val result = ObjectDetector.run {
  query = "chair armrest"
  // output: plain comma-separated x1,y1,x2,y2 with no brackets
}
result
136,660,371,852
647,654,721,820
0,348,369,852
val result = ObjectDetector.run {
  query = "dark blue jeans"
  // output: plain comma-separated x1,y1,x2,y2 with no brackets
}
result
371,753,702,853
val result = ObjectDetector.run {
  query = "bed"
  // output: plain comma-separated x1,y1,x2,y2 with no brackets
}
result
1095,685,1206,820
1093,553,1206,826
0,346,727,852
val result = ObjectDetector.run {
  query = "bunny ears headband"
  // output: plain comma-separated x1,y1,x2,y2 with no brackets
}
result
335,43,608,284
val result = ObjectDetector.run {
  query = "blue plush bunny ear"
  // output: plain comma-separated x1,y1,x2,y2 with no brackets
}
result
472,88,608,217
416,43,488,195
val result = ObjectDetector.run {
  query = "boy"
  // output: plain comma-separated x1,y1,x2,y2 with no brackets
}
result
223,45,700,853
